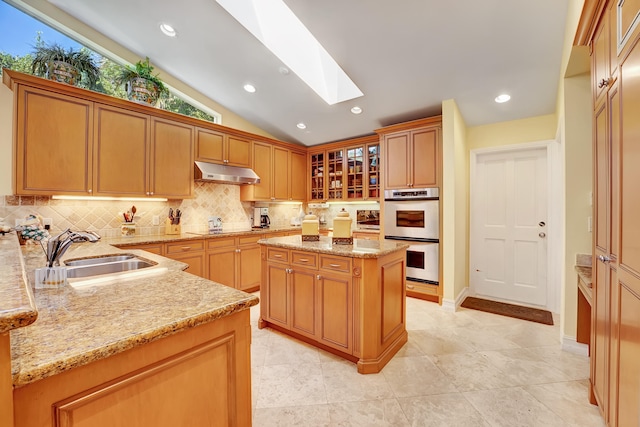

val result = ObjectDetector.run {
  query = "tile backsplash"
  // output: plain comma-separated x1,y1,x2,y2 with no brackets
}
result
0,182,380,239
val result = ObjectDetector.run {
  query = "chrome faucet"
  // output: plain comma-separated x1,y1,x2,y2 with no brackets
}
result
46,229,101,267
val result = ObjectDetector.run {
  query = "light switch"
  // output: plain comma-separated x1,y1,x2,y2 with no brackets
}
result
588,216,592,232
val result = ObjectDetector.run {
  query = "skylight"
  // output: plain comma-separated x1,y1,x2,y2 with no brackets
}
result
215,0,363,105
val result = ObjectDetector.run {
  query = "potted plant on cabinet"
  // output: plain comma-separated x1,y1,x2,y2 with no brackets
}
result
116,57,168,106
31,42,100,88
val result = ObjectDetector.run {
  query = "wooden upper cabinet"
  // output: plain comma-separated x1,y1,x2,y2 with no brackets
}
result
290,150,307,201
93,104,150,197
592,3,615,104
241,141,272,201
14,85,94,195
273,146,289,200
195,127,251,168
380,119,441,190
150,118,194,198
241,143,306,202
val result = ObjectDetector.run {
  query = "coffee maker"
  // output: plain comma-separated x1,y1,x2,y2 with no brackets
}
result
253,207,270,228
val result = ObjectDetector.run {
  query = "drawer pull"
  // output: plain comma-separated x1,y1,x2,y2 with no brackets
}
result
273,254,283,258
329,263,341,268
299,258,309,262
181,246,191,251
407,284,415,290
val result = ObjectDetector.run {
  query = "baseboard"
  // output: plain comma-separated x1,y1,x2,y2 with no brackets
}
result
562,335,589,357
441,287,469,312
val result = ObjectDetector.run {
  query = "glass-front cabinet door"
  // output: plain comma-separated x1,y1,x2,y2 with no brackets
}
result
310,152,325,201
346,146,365,199
327,149,344,200
366,143,380,199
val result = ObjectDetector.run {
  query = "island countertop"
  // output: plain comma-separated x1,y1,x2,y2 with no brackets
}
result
7,238,258,387
258,235,409,258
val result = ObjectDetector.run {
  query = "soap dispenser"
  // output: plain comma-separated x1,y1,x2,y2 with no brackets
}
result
332,208,353,245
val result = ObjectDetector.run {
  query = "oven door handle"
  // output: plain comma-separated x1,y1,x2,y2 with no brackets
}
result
385,235,439,243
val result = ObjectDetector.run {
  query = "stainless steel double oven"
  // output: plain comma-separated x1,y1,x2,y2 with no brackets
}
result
384,188,439,285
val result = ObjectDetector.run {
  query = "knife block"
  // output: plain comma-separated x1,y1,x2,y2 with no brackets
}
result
165,218,181,235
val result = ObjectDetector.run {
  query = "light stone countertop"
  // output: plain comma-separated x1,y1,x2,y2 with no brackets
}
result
0,232,37,334
258,235,409,258
6,234,259,387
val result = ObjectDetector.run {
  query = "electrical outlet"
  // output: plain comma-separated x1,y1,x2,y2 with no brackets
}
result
43,218,53,230
588,216,592,232
152,215,160,226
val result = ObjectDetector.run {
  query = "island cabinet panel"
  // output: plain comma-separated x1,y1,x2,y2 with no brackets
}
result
264,263,289,327
93,104,150,197
237,240,262,292
317,273,352,353
15,85,94,195
259,238,407,373
13,309,253,427
290,269,318,338
150,118,194,198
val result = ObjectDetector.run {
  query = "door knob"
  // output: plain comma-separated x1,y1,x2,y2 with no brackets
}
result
539,221,546,227
539,232,546,238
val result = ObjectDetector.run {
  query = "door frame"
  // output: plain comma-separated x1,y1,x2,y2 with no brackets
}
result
469,139,562,313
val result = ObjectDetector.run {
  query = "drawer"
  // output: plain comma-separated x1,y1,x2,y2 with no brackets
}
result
206,236,236,250
239,234,262,245
267,248,289,263
291,251,318,269
320,255,351,273
406,280,438,296
165,239,205,254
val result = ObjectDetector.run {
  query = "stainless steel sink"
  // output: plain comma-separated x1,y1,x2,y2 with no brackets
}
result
66,259,157,279
64,254,136,267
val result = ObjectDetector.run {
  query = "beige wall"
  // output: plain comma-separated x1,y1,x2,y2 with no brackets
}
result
0,84,12,195
467,114,558,150
441,99,468,305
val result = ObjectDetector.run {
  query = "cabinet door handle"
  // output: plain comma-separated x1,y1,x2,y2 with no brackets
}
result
598,78,610,88
316,275,322,280
88,188,93,193
598,255,611,263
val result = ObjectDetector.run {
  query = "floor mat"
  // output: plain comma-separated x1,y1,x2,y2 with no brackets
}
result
461,297,554,325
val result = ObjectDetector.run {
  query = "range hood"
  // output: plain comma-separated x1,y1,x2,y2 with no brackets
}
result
194,161,260,185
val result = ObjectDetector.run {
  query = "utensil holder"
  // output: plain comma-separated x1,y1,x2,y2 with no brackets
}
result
34,266,67,289
165,218,181,235
121,222,136,237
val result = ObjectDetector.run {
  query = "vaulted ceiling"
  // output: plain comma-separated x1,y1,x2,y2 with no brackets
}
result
43,0,570,146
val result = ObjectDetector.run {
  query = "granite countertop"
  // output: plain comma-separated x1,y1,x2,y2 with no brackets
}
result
575,265,592,288
258,235,408,258
0,232,37,334
6,236,259,387
108,226,302,247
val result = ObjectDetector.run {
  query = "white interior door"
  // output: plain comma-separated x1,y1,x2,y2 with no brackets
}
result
470,147,548,308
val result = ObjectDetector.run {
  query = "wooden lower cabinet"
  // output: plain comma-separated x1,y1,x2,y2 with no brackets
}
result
163,240,205,277
207,235,262,292
260,245,407,373
13,309,253,427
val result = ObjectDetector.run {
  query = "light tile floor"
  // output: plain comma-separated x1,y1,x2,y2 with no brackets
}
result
250,295,605,427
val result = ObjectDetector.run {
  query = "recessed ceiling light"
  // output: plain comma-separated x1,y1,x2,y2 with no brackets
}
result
296,123,307,130
159,23,177,37
495,94,511,103
216,0,363,105
351,106,363,115
243,84,256,93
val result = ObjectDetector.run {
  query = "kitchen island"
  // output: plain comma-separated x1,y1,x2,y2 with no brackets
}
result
258,235,409,374
0,232,258,427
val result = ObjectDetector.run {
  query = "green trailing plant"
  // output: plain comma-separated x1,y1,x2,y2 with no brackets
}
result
31,42,100,87
116,57,168,95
